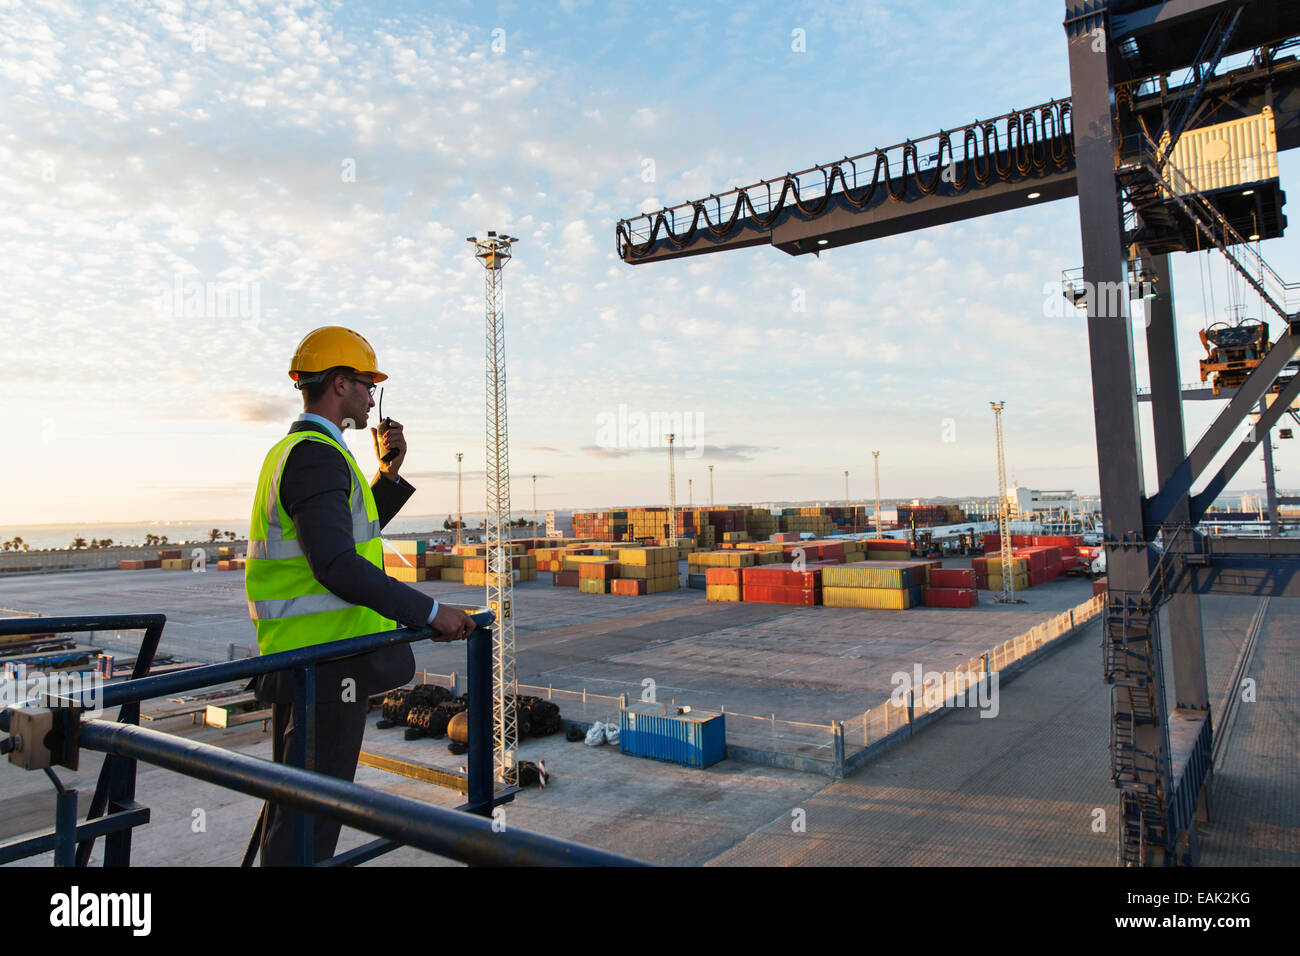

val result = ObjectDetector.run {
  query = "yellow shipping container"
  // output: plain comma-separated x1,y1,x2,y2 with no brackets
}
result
160,558,189,571
985,556,1029,574
823,586,912,610
822,563,912,589
987,572,1030,590
389,566,428,583
705,584,742,602
442,567,465,583
615,547,675,567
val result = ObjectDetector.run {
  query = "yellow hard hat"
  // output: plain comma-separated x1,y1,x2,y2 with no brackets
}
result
289,327,388,384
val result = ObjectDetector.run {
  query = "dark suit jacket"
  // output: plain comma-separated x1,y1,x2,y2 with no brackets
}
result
254,420,434,705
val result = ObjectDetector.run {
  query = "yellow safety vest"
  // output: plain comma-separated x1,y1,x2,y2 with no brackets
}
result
245,431,392,655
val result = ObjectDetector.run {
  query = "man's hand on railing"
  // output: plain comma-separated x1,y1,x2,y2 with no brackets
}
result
431,603,475,642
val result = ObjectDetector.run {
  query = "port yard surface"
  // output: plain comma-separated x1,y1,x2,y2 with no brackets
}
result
0,566,1291,866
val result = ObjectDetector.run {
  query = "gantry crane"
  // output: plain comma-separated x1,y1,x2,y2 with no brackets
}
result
614,0,1300,866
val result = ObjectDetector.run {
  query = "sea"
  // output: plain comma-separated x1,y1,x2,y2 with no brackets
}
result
0,514,503,551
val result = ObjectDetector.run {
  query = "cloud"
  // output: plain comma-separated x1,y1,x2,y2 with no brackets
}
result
229,395,297,424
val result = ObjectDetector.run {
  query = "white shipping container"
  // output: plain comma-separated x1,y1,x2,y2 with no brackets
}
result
1160,107,1278,196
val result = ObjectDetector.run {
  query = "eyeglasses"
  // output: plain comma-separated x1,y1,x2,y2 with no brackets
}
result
348,377,377,397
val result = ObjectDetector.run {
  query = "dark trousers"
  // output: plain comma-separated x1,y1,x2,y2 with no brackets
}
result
259,697,369,866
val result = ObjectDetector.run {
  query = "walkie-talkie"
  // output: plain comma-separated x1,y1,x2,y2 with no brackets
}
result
378,387,399,463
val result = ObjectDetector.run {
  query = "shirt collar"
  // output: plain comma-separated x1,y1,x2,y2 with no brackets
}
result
297,412,346,447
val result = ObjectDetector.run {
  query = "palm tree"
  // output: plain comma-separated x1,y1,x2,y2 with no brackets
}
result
145,534,158,546
209,529,221,542
160,535,168,544
72,537,87,550
225,531,237,541
99,538,113,548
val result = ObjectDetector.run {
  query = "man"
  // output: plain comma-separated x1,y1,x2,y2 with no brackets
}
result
245,326,473,865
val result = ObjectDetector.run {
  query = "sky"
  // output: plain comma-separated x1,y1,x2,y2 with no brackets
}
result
2,0,1298,527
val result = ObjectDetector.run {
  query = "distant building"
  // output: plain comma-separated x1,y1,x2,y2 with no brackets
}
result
1005,484,1101,517
545,510,572,537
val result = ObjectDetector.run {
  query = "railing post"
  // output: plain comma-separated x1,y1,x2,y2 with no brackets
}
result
466,626,492,818
54,787,78,868
289,664,316,865
832,721,845,777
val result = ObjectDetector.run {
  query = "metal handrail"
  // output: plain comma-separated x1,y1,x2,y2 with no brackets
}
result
76,718,643,867
2,611,648,867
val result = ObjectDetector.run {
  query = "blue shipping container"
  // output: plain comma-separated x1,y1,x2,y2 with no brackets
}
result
619,711,726,768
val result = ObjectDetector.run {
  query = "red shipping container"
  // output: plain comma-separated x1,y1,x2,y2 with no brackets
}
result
815,541,845,561
929,568,974,588
1046,561,1064,579
1027,568,1048,587
982,533,1000,552
742,563,823,588
552,570,579,587
744,584,820,606
157,549,182,559
1061,555,1079,570
1014,548,1049,573
612,578,647,595
922,587,977,608
974,572,989,589
1012,534,1035,547
705,567,743,586
859,538,909,552
1093,576,1108,596
1033,535,1083,551
971,556,989,573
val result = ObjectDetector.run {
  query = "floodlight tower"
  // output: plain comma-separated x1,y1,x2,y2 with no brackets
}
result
667,433,678,546
689,478,693,508
532,474,538,539
990,402,1015,604
709,465,715,507
455,452,463,547
844,470,850,514
467,230,519,785
872,451,882,537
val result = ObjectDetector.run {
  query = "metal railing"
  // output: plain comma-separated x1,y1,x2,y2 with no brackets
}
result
438,594,1106,777
840,595,1105,759
1,613,645,867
